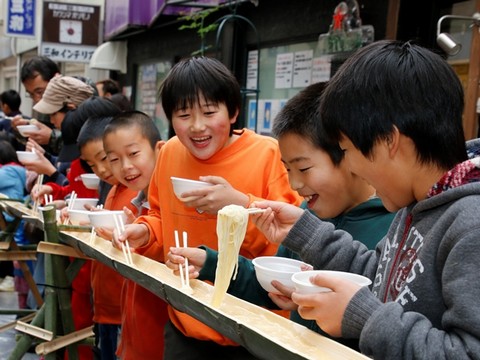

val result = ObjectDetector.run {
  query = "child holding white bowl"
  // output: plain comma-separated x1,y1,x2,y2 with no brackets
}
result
251,41,480,359
166,81,395,350
113,57,301,360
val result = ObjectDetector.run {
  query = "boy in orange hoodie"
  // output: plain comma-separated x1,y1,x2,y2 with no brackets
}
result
101,111,167,359
77,116,138,359
113,57,301,359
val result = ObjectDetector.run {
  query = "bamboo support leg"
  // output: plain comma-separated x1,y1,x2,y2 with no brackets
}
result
42,206,79,360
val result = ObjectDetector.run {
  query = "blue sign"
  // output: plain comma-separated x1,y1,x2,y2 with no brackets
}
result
5,0,35,37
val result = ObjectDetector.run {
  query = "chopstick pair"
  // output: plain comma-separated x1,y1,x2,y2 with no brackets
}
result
32,174,44,215
88,205,104,244
43,194,53,205
63,191,77,225
174,230,192,292
113,214,133,265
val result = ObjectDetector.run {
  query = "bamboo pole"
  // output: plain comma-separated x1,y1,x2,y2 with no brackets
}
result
42,206,79,360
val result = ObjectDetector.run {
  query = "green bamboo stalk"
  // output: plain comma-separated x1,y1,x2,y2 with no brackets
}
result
42,206,79,360
7,305,45,360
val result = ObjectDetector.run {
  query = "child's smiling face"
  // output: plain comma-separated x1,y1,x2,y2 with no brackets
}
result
80,139,117,186
279,133,364,218
103,125,157,192
171,94,237,161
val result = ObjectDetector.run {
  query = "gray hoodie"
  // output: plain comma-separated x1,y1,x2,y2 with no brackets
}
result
283,138,480,359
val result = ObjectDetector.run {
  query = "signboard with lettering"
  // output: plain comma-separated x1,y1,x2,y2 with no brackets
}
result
40,1,100,63
5,0,35,38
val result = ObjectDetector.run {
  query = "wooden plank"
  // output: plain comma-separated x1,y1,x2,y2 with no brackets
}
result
0,250,37,261
37,241,90,260
4,200,369,360
63,230,369,360
35,326,94,356
15,321,54,341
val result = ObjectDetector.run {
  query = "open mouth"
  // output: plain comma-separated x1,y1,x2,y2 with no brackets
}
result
191,135,211,148
303,194,319,208
125,174,141,183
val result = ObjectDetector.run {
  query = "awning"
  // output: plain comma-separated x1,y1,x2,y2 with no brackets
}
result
89,41,127,74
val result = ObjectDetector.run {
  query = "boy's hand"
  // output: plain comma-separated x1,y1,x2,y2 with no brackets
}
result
91,207,136,241
182,176,249,214
250,200,304,244
30,184,53,202
292,274,361,338
21,149,57,176
26,138,45,155
26,119,52,145
166,247,206,279
112,223,149,250
268,281,298,311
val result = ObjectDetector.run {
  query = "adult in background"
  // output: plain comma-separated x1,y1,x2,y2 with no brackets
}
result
96,79,120,99
12,56,61,154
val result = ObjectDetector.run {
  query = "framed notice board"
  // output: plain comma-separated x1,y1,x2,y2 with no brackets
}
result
246,41,333,135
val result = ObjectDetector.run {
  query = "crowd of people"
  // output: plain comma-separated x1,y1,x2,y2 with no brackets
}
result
1,39,479,360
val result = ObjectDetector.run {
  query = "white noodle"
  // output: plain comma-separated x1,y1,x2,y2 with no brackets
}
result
211,205,248,307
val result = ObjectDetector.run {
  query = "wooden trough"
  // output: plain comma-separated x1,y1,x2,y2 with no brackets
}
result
2,200,369,360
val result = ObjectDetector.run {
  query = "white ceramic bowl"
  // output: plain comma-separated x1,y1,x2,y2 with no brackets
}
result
80,173,100,190
16,151,39,163
67,209,91,225
170,176,214,202
88,210,128,230
66,198,99,210
252,256,309,295
17,124,39,137
291,270,372,294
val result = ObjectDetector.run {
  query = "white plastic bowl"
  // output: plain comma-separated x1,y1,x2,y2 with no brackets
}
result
291,270,372,294
252,256,309,295
170,176,213,202
88,210,127,230
16,151,39,163
67,209,91,225
17,124,39,137
66,198,99,210
80,173,100,190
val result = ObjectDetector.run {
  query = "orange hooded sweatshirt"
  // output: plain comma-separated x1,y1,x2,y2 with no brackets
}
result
131,129,301,347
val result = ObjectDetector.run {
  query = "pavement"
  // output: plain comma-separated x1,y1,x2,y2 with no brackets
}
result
0,291,40,360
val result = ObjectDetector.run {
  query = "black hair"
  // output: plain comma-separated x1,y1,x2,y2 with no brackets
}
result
0,90,21,112
110,93,133,111
97,79,120,96
0,140,19,164
272,82,344,166
159,57,241,135
20,56,59,82
103,111,161,149
62,96,121,146
320,40,467,170
77,116,114,149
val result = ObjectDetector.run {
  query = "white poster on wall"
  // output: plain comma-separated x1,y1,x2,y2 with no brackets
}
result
293,50,313,88
275,52,294,89
246,50,258,90
257,99,288,135
311,55,333,83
